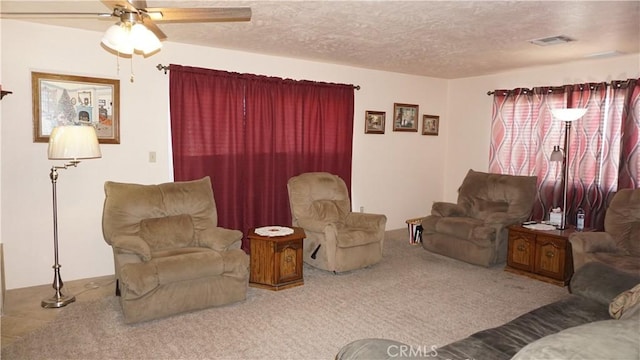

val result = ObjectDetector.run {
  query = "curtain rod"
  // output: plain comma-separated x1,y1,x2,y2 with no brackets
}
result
156,64,361,90
487,79,635,96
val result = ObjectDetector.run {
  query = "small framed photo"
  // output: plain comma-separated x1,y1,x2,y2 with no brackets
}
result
32,71,120,144
422,114,439,136
393,103,419,132
365,110,385,134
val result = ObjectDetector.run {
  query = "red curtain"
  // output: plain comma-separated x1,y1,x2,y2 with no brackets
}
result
169,65,354,251
489,79,639,230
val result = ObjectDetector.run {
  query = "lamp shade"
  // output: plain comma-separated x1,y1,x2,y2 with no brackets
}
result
550,145,564,162
551,108,587,122
48,126,102,160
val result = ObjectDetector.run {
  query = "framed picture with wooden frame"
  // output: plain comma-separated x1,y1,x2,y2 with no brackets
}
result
392,103,419,132
422,114,439,136
365,110,386,134
32,71,120,144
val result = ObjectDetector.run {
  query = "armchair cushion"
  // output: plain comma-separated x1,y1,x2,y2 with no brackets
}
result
120,251,225,299
313,200,346,223
337,228,381,248
603,188,640,256
474,200,509,220
197,227,243,251
431,202,467,217
431,217,485,242
139,214,195,251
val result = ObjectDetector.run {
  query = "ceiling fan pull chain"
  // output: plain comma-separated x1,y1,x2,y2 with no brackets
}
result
116,51,121,76
130,56,135,83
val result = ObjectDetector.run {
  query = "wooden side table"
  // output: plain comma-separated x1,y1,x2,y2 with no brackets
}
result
248,227,305,291
505,224,584,286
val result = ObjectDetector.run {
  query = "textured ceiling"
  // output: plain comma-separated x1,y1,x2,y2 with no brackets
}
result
2,1,639,78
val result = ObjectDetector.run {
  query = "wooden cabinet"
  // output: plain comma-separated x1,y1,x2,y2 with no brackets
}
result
505,225,580,286
249,227,305,291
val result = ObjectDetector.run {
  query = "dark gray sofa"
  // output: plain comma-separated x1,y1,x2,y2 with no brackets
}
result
336,262,640,360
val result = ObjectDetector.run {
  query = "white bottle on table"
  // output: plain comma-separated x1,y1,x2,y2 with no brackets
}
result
576,207,585,231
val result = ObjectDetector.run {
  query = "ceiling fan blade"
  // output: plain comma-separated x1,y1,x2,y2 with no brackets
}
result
146,7,252,23
100,0,137,13
128,0,149,11
0,12,112,18
141,19,167,40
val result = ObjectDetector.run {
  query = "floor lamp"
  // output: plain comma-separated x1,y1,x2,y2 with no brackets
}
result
42,125,101,308
549,108,587,230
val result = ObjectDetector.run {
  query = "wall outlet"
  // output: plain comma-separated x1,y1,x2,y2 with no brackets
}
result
148,151,157,163
359,206,364,213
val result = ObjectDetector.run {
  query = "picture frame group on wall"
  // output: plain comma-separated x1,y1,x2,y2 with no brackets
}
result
32,72,120,144
422,114,440,136
392,103,419,132
365,110,386,134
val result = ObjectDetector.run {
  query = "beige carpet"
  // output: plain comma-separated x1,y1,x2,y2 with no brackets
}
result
2,229,568,360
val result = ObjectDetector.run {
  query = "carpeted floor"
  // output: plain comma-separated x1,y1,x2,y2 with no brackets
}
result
2,229,569,360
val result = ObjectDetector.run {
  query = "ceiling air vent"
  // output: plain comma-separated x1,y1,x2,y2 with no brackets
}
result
529,35,575,46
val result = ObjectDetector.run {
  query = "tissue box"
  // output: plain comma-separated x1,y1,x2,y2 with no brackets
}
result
549,212,562,226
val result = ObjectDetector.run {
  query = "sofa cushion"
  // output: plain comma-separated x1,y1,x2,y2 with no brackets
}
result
336,338,415,360
511,319,640,360
139,214,195,252
569,261,640,306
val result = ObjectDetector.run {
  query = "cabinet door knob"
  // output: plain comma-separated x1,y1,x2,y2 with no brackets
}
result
517,244,526,251
546,251,555,258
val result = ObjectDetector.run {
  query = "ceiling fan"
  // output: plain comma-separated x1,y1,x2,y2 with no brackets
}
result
2,0,252,54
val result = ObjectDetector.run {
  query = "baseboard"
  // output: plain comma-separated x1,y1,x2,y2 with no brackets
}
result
1,243,5,315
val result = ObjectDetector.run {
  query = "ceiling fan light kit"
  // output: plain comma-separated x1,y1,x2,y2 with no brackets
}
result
101,21,162,55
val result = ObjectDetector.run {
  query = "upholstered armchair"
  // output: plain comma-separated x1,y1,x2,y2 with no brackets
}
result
102,176,249,324
421,169,537,267
287,172,387,273
570,188,640,275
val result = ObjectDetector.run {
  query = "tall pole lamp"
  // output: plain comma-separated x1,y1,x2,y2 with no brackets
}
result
549,108,587,230
42,125,101,308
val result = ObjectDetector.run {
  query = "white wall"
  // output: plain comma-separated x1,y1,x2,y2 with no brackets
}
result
444,54,640,202
1,20,448,289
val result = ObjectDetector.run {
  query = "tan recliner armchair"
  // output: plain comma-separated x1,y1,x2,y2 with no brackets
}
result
421,169,537,267
287,172,387,273
102,176,249,324
570,188,640,275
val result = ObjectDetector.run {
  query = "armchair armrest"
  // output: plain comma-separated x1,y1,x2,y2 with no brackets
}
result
431,202,467,217
344,212,387,229
569,232,623,254
197,227,243,251
112,235,151,261
483,212,522,227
